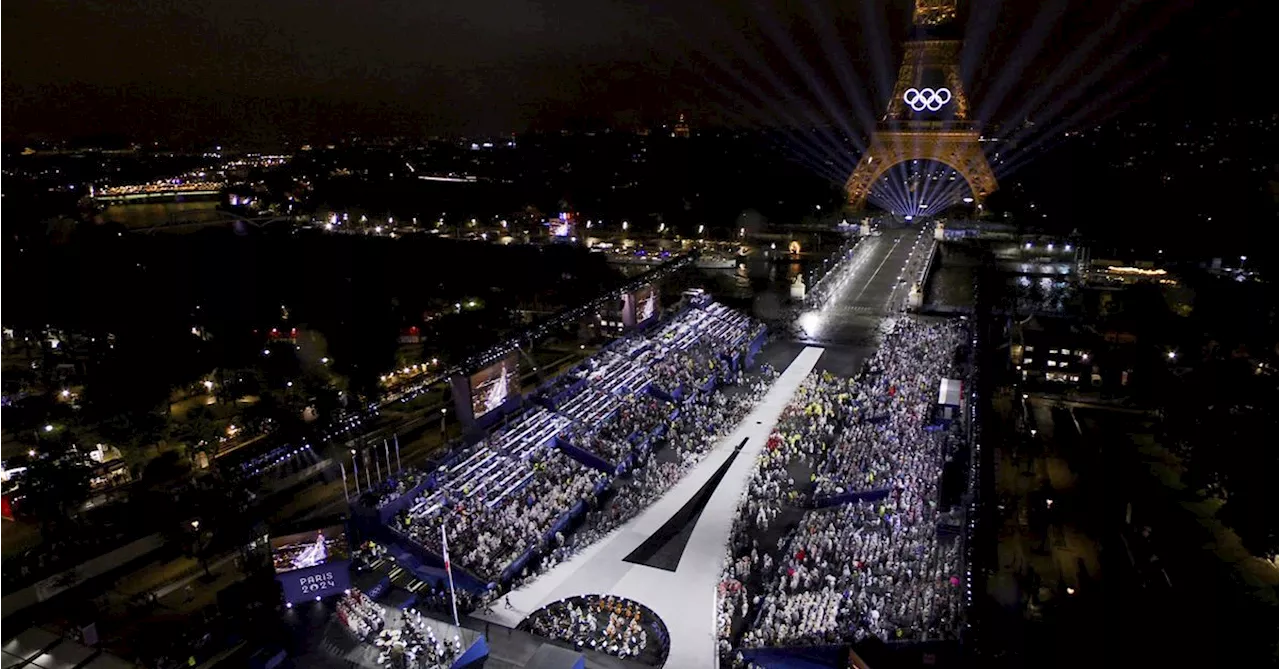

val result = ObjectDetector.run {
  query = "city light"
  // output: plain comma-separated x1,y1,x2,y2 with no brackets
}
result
799,311,821,335
43,424,53,432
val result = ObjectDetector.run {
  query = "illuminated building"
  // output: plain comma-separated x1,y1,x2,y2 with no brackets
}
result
1010,317,1100,388
673,113,690,138
912,0,958,27
845,0,996,209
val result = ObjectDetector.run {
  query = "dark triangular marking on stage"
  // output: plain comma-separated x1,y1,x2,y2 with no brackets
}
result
623,437,749,572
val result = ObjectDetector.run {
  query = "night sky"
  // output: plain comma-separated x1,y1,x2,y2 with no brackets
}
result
2,0,1273,143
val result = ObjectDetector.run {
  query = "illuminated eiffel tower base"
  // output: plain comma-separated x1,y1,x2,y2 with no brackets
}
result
846,2,997,211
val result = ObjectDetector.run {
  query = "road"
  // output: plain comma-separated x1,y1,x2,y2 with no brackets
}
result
790,224,931,376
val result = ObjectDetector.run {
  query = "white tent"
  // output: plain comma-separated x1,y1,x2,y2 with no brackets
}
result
938,378,963,407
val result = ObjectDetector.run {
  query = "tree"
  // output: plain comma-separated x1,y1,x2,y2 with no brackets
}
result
172,407,222,454
21,450,91,537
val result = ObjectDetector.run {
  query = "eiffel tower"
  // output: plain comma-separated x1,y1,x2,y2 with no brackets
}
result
845,0,997,210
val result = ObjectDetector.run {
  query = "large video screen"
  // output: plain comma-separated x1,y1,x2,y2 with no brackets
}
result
279,562,352,603
634,285,659,324
623,284,660,327
469,353,518,420
270,524,351,575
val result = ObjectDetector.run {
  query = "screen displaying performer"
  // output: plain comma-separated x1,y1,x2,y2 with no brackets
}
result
270,524,351,575
620,284,659,327
632,282,655,324
469,353,519,420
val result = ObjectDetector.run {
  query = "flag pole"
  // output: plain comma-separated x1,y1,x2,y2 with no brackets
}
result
351,450,361,495
442,524,460,627
394,434,402,473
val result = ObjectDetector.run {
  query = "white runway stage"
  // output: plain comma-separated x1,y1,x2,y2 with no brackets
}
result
477,345,825,668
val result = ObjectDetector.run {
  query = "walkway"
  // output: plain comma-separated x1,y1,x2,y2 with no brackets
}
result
476,345,825,668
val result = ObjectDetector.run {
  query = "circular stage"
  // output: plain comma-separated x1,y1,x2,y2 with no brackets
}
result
518,595,670,666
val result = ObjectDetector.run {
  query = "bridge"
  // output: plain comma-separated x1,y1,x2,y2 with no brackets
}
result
123,209,299,234
91,181,225,203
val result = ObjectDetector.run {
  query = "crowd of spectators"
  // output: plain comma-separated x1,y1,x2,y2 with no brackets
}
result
373,468,431,509
521,596,665,663
717,318,970,660
561,394,673,465
398,449,605,582
381,301,767,588
336,588,385,639
504,372,777,592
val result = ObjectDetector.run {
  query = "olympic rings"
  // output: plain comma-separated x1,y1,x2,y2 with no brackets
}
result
902,87,952,112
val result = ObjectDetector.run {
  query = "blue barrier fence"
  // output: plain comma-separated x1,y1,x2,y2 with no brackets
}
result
746,330,767,367
813,486,894,508
383,528,492,593
376,478,436,525
737,644,846,669
553,436,615,474
647,385,676,404
451,636,490,669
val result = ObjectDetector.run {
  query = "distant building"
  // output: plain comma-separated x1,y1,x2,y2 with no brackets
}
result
1010,316,1098,387
1084,249,1177,287
672,114,691,138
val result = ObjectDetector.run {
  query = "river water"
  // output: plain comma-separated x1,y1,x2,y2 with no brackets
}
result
100,201,220,229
